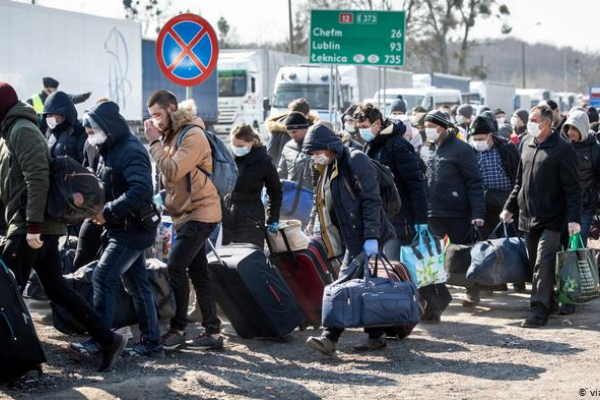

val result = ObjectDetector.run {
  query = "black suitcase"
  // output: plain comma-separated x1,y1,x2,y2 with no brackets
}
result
0,261,46,382
207,243,304,339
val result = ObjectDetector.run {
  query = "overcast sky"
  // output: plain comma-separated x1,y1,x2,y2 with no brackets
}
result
14,0,600,54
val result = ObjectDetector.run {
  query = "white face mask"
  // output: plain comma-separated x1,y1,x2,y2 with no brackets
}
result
88,130,108,146
312,153,331,165
527,121,541,138
46,117,58,130
425,127,440,141
232,145,250,157
470,139,490,152
344,123,356,133
497,117,506,125
456,115,466,125
510,116,520,128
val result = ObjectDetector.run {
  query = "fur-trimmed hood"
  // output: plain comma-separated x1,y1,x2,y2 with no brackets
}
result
266,112,319,135
169,99,206,139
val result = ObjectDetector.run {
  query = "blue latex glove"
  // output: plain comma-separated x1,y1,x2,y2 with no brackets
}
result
268,222,279,234
415,224,428,235
363,239,379,257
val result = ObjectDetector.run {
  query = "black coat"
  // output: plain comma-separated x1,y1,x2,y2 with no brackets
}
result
223,146,282,247
366,120,428,233
303,127,396,258
87,101,156,250
420,132,486,220
504,130,581,232
42,91,87,163
572,135,600,215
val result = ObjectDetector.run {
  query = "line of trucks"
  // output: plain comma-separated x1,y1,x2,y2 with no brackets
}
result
1,0,584,138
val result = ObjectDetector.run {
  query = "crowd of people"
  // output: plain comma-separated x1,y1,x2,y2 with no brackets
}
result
0,78,598,371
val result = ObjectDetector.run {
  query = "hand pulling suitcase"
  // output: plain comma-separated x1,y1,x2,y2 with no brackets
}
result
207,242,304,339
268,232,338,329
0,260,46,382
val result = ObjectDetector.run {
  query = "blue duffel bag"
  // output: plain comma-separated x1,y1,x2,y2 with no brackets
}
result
321,253,420,329
467,223,531,285
263,179,313,226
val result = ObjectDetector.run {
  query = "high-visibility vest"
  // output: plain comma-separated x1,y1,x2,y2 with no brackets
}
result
30,94,44,114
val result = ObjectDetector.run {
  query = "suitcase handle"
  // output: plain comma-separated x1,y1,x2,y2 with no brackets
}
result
205,239,225,266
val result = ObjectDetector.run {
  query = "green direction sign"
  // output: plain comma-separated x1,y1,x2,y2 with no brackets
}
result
309,10,405,66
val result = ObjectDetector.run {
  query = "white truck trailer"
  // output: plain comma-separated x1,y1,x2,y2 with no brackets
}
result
469,81,516,112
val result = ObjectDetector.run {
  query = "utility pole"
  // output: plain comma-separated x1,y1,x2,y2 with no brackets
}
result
288,0,294,54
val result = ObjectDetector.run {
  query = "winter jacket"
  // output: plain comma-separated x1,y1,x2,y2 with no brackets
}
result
564,111,600,215
87,101,155,249
303,127,396,259
266,112,318,167
504,130,581,232
420,132,485,220
149,100,221,231
222,145,282,246
0,102,65,237
42,91,87,163
365,120,428,234
491,135,520,184
278,138,314,189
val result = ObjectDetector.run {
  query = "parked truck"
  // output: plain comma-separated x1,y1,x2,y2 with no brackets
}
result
215,49,305,136
413,73,471,94
365,88,462,112
337,66,413,109
0,0,143,120
515,88,554,110
468,81,516,112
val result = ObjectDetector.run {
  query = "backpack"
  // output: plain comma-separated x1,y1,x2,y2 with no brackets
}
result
175,126,238,197
349,149,402,219
47,156,105,224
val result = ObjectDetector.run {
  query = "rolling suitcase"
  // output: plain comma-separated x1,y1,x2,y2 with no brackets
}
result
207,242,304,339
268,232,338,329
0,260,46,382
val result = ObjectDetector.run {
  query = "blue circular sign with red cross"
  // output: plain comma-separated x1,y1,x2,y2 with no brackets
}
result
156,13,219,87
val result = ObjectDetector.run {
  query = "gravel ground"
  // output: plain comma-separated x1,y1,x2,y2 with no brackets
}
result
2,286,600,400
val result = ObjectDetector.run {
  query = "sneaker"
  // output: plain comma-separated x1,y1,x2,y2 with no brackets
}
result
98,334,127,372
352,335,387,352
123,339,165,358
69,339,101,357
462,290,480,307
161,329,186,351
513,283,527,293
306,336,336,356
558,304,576,315
186,333,224,350
520,314,548,328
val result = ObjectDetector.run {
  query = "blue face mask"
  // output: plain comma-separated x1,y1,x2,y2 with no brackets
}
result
359,127,375,142
232,146,250,157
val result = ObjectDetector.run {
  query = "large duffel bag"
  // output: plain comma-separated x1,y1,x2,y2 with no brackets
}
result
444,227,481,287
0,260,46,382
322,253,420,329
207,242,304,339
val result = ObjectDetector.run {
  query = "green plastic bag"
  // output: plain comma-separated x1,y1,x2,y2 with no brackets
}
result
555,233,600,305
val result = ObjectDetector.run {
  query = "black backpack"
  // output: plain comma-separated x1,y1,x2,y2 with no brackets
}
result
47,156,105,224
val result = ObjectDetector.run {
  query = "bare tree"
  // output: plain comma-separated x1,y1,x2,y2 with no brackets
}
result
122,0,172,35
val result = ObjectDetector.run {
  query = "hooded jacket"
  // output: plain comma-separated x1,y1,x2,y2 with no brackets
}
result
420,131,486,220
87,101,155,249
303,125,396,258
504,130,581,232
278,137,314,190
563,111,600,215
0,102,65,237
149,100,221,231
365,119,428,234
266,112,319,167
222,145,282,247
42,91,87,163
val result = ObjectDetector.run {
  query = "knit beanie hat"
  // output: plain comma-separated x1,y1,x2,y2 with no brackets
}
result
0,82,19,122
285,111,309,130
390,97,407,114
457,104,474,119
514,108,529,124
586,106,599,123
424,110,450,129
470,115,494,136
43,77,59,89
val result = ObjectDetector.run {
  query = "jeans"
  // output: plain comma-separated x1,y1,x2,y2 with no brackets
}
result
92,238,160,342
168,221,220,333
525,229,562,317
2,235,113,347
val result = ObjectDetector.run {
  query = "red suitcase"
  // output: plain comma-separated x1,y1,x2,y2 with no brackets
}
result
268,233,338,329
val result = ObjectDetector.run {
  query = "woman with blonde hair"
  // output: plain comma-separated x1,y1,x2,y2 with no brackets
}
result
222,123,282,247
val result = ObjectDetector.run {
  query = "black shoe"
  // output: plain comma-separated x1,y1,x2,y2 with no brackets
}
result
521,314,548,328
160,329,186,351
186,333,224,350
421,308,442,323
98,334,127,372
558,304,576,315
513,283,527,293
123,339,165,358
493,284,509,292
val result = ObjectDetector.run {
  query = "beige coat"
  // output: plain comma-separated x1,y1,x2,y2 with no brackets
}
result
149,100,221,231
